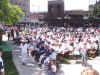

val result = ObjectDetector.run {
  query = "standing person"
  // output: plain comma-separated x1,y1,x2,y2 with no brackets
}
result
11,28,14,40
20,40,28,65
0,48,5,75
48,60,57,75
49,50,57,61
81,45,88,66
7,28,11,41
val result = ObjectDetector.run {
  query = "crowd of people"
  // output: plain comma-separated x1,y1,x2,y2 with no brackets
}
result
1,25,100,75
17,26,100,55
17,26,100,70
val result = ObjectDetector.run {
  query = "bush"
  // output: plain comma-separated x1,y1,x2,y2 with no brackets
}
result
2,52,19,75
0,42,18,75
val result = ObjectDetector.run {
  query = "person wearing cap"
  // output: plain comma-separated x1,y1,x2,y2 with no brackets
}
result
0,48,5,75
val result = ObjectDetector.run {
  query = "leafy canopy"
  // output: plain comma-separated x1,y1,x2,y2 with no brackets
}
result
0,0,25,25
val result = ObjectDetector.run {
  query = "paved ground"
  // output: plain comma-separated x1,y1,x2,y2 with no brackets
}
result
8,41,47,75
60,57,100,75
8,41,100,75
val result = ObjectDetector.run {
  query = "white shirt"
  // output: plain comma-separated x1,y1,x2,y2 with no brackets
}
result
86,43,91,49
20,43,28,53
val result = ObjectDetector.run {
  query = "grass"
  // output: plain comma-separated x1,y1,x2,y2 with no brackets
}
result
0,42,12,52
63,58,71,62
0,42,18,75
57,56,71,63
2,52,19,75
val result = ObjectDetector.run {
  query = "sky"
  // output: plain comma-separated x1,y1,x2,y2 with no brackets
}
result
30,0,96,12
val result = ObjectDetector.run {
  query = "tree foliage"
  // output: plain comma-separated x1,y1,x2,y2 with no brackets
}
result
88,12,95,20
89,4,100,19
0,0,25,25
95,5,100,17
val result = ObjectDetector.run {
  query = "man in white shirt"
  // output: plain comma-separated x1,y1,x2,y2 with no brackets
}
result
20,41,28,65
0,48,5,75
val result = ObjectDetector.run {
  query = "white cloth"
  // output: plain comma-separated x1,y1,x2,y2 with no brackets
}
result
2,34,8,41
73,50,80,55
49,52,57,60
20,43,28,54
20,43,28,63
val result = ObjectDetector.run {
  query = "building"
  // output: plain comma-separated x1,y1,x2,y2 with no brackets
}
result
89,0,100,13
47,0,64,26
89,0,100,25
89,5,94,12
28,12,47,25
44,9,89,27
48,0,64,19
64,10,88,27
10,0,30,21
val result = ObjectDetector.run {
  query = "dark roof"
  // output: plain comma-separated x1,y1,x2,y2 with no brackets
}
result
30,10,88,17
65,10,88,15
30,12,47,15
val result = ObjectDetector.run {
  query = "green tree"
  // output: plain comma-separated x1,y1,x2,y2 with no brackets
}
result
0,0,25,25
0,0,24,45
6,5,25,25
89,4,100,19
95,5,100,17
88,12,95,19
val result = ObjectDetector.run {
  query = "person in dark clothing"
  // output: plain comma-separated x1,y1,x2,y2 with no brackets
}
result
11,29,14,40
0,48,5,75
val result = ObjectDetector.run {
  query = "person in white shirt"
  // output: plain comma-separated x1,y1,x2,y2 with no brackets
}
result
48,60,57,75
80,44,88,66
20,40,28,65
49,50,57,61
0,48,5,75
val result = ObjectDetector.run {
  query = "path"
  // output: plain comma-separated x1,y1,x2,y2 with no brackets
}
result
8,41,47,75
60,57,100,75
8,41,100,75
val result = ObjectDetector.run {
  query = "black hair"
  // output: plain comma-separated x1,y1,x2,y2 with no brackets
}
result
0,48,3,52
